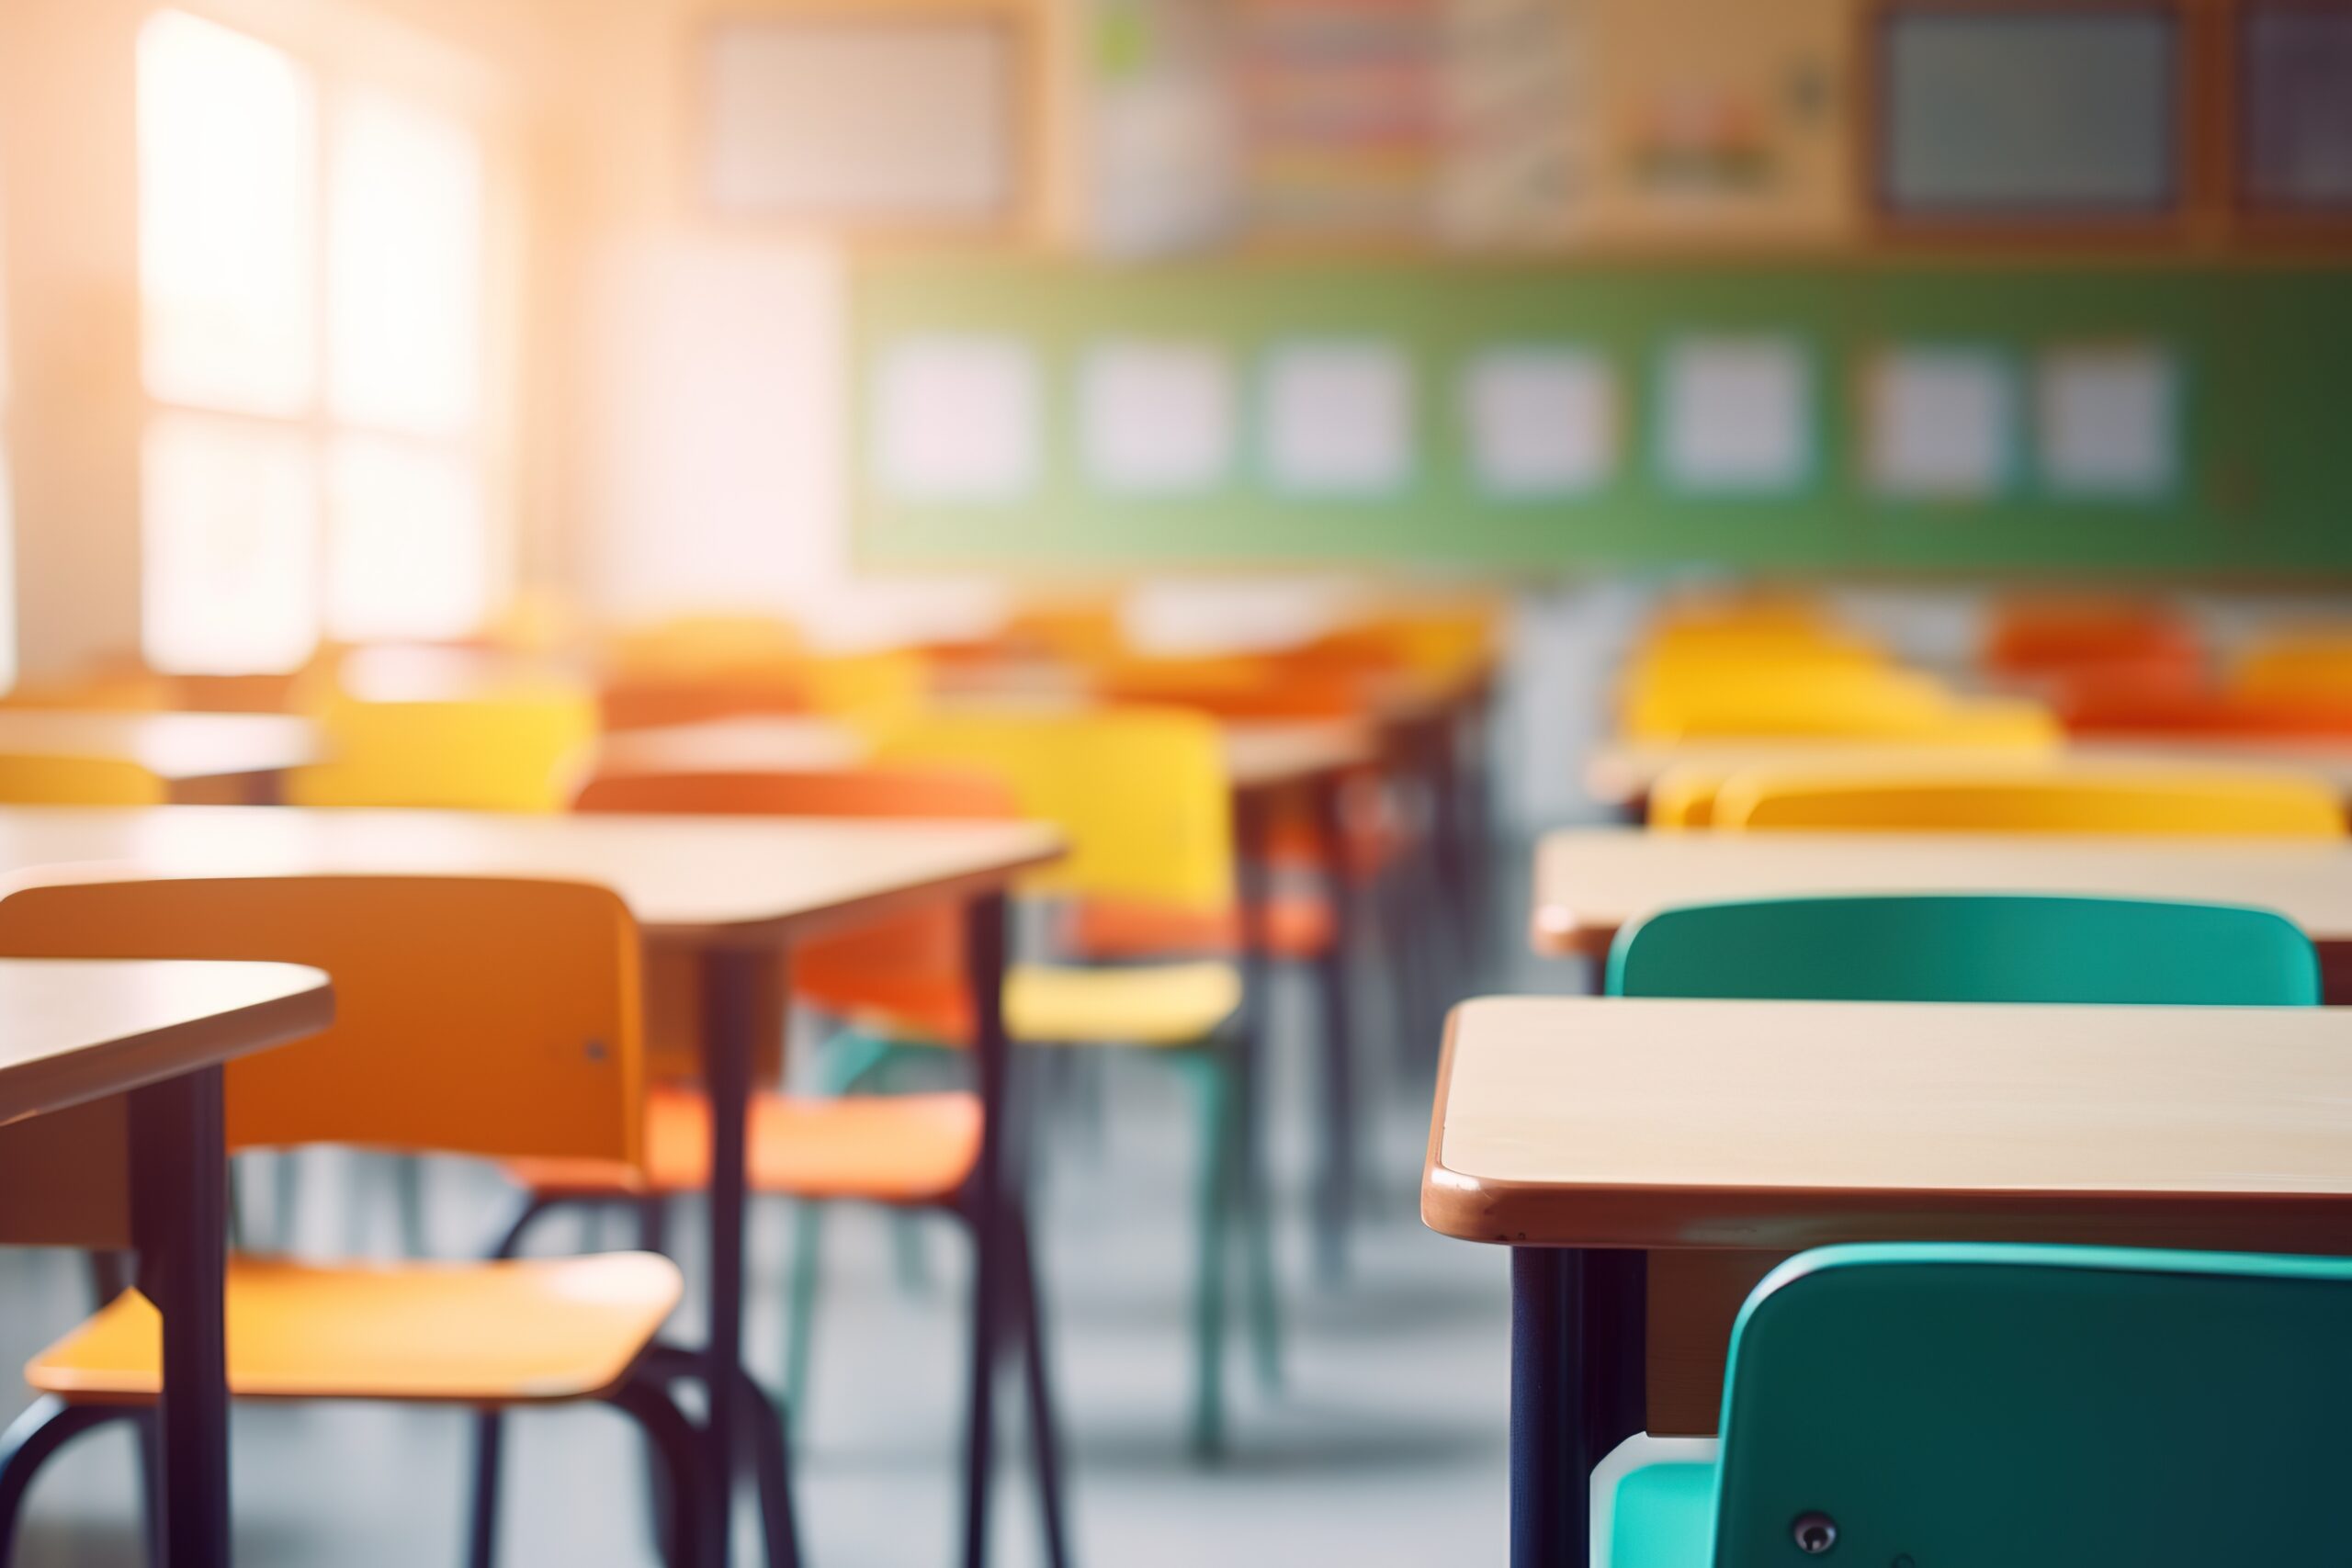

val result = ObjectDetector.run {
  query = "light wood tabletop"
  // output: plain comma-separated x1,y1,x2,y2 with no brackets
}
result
0,712,322,784
1426,994,2352,1252
1586,736,2352,807
0,958,331,1126
0,806,1063,948
1532,827,2352,958
1425,992,2352,1438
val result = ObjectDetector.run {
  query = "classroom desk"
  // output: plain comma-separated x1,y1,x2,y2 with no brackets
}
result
0,712,322,804
594,712,1384,1280
0,958,333,1567
1422,994,2352,1568
0,806,1057,1568
1532,827,2352,996
1585,737,2352,815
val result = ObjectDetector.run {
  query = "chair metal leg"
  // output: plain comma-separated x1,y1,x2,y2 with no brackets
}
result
0,1397,137,1568
1004,1207,1071,1568
273,1148,300,1250
464,1407,505,1568
960,1187,1004,1568
781,1202,823,1433
607,1373,713,1568
1184,1050,1236,1461
731,1364,802,1568
395,1156,429,1257
1236,1044,1283,1397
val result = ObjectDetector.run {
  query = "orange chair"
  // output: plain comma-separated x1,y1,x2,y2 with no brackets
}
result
2058,671,2352,738
500,767,1068,1568
0,875,779,1568
1984,596,2202,682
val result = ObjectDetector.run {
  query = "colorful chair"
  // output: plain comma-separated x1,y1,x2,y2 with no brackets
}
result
1712,766,2346,836
1608,893,2321,1006
1623,667,2057,747
2058,668,2352,738
289,685,597,812
0,755,167,806
2235,629,2352,702
875,706,1275,1457
1602,1244,2352,1567
0,875,774,1568
1983,595,2201,682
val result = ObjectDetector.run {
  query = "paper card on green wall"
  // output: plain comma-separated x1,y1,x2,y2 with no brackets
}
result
1261,343,1415,497
1658,336,1812,495
872,336,1042,502
1080,341,1236,496
2037,344,2178,501
1867,347,2015,500
1463,348,1616,498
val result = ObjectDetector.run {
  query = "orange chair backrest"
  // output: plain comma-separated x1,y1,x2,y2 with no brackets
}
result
0,755,168,806
573,767,1016,1054
0,875,642,1162
2058,672,2352,739
1984,597,2201,679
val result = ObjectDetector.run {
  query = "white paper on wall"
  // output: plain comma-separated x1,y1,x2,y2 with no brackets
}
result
1079,341,1236,495
1262,343,1416,496
871,336,1041,502
2038,344,2179,500
1463,348,1616,497
1659,337,1812,494
1868,347,2014,499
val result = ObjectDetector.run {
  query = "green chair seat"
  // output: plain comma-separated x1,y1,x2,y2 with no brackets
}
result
1607,1457,1715,1568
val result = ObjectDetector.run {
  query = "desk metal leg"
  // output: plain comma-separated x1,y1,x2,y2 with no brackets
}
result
700,946,769,1568
1308,773,1356,1284
130,1066,230,1568
1511,1247,1585,1568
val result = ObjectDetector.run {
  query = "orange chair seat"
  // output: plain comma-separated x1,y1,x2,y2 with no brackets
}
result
508,1087,983,1206
1067,896,1336,962
29,1254,680,1405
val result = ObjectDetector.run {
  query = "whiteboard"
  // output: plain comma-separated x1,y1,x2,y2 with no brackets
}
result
703,17,1019,220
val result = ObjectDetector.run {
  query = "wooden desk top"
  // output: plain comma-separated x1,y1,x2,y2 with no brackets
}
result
0,712,322,783
1532,827,2352,957
596,714,1375,795
1586,737,2352,806
0,958,331,1125
1220,720,1377,792
1424,995,2352,1254
0,807,1062,950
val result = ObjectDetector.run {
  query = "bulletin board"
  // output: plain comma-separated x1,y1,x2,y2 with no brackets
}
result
847,255,2352,578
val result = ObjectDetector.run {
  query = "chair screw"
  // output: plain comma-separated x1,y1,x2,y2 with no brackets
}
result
1791,1511,1838,1554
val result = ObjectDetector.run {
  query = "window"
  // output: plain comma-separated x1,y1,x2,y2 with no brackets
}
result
137,9,496,673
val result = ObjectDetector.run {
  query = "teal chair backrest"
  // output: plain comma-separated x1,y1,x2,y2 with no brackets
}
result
1714,1244,2352,1566
1606,894,2321,1005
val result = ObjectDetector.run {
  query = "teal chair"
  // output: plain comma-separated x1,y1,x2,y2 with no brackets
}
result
1606,893,2322,1006
1609,1244,2352,1566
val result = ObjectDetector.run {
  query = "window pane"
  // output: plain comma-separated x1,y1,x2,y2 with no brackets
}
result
137,11,317,415
325,435,492,642
329,91,485,434
142,414,319,673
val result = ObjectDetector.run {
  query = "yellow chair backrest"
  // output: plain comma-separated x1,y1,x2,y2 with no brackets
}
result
876,706,1233,912
1624,667,2057,746
804,649,931,731
1715,768,2346,837
0,755,168,806
290,688,597,812
1646,765,1730,829
0,875,643,1162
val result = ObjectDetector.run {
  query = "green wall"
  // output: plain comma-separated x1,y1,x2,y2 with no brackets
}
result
849,257,2352,578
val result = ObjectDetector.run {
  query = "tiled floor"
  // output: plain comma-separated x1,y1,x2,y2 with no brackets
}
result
0,840,1588,1566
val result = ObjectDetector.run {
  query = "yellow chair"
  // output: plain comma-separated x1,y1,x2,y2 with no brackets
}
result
1714,766,2347,836
1624,668,2059,746
0,874,779,1567
874,705,1268,1456
0,755,166,806
288,685,596,812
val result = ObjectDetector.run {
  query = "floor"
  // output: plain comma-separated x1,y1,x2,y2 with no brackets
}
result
0,837,1588,1567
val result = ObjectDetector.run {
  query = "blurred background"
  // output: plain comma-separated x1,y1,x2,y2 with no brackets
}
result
0,0,2349,1562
